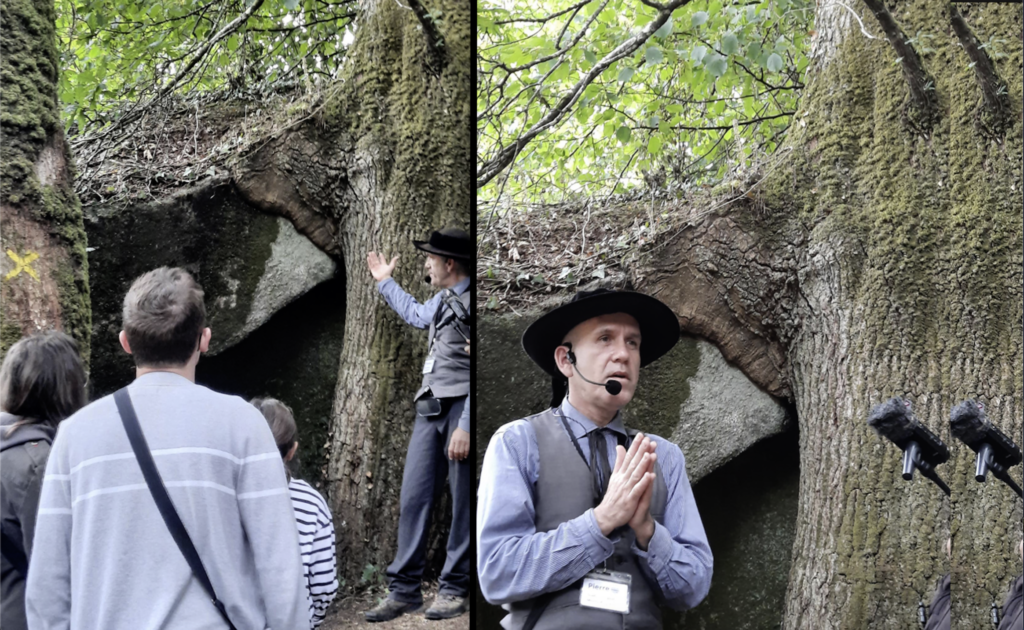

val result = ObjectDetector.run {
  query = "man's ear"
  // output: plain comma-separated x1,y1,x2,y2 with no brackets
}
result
554,343,574,379
119,331,132,355
198,328,212,353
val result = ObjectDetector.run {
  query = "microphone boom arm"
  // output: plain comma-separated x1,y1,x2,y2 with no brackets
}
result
903,440,952,496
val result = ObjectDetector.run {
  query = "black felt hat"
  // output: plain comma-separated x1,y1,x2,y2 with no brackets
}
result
522,289,680,405
413,228,472,261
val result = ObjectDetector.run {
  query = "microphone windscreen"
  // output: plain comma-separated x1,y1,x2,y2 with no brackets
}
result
867,398,914,443
424,276,432,284
949,400,987,449
949,399,1023,468
605,380,622,396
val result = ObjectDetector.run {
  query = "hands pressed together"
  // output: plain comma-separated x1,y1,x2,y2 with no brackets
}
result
593,434,658,550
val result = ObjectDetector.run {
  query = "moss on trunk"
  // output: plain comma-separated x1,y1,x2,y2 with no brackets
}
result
731,1,1021,627
0,0,90,361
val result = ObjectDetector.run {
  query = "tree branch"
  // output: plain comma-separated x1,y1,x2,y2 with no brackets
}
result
492,0,593,25
477,0,693,189
634,111,794,132
860,0,937,129
406,0,447,73
492,0,611,76
72,0,267,150
947,3,1010,136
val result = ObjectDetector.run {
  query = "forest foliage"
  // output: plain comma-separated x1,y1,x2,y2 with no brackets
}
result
477,0,815,204
56,0,357,144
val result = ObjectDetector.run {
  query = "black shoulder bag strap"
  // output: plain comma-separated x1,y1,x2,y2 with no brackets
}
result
113,388,238,630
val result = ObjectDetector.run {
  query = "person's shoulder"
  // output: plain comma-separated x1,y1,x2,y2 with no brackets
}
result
289,478,331,517
0,430,51,490
489,416,541,447
289,477,324,501
57,393,117,434
189,385,266,424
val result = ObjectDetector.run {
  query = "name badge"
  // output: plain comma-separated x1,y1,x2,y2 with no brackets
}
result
422,357,436,374
579,569,631,614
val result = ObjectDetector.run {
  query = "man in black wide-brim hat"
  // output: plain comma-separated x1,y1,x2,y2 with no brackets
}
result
477,288,713,630
363,228,472,622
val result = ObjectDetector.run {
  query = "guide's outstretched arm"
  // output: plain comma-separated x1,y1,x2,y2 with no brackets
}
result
367,251,439,329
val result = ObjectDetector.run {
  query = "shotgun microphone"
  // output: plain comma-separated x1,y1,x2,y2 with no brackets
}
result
562,344,622,396
868,397,951,496
949,400,1023,497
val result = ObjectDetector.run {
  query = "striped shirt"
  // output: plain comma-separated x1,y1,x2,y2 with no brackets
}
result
289,477,338,627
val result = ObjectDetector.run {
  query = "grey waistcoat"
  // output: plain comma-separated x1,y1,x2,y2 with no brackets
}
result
415,287,471,400
505,409,668,630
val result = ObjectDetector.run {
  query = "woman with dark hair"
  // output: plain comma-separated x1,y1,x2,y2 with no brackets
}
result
0,331,87,630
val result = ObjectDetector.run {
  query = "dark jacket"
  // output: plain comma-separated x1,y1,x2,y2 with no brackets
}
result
1,412,56,630
999,574,1023,630
923,574,950,630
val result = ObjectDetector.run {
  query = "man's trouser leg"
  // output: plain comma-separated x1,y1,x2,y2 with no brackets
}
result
385,403,453,604
438,396,470,598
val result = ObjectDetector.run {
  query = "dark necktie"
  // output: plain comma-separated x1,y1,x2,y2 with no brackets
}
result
588,428,612,501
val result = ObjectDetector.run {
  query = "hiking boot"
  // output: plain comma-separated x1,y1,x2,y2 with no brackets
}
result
424,594,468,620
364,598,421,622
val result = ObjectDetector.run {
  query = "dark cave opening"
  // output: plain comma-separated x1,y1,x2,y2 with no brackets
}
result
195,272,346,488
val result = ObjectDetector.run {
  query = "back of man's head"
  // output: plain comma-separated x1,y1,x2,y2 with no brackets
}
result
122,267,206,367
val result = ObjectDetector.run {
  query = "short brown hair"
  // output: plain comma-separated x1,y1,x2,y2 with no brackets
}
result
0,331,87,428
122,267,206,367
251,397,298,460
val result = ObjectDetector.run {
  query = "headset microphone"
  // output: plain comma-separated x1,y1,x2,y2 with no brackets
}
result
562,344,622,396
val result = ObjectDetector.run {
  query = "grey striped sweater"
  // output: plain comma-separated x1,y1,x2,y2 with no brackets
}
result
26,372,310,629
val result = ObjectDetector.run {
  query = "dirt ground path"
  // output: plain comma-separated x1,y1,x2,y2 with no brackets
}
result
319,588,471,630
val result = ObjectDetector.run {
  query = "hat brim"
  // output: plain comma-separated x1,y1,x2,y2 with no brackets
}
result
522,291,680,376
413,240,473,261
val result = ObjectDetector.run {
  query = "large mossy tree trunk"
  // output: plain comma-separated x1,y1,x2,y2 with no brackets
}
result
0,0,90,361
638,1,1021,628
232,0,471,585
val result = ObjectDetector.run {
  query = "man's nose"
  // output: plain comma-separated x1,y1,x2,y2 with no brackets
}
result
609,338,631,362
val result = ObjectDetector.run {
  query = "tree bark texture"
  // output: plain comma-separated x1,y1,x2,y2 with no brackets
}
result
232,0,471,584
636,1,1021,628
0,0,91,361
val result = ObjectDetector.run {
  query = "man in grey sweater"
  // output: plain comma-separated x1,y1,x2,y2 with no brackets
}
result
26,267,309,629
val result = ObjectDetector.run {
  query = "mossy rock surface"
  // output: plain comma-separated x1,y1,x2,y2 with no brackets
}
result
84,182,336,396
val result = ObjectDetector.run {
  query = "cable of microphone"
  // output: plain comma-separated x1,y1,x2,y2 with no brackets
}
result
573,365,622,396
563,345,622,395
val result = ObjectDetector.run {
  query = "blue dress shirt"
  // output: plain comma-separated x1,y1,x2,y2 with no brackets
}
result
377,276,471,432
477,398,713,610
